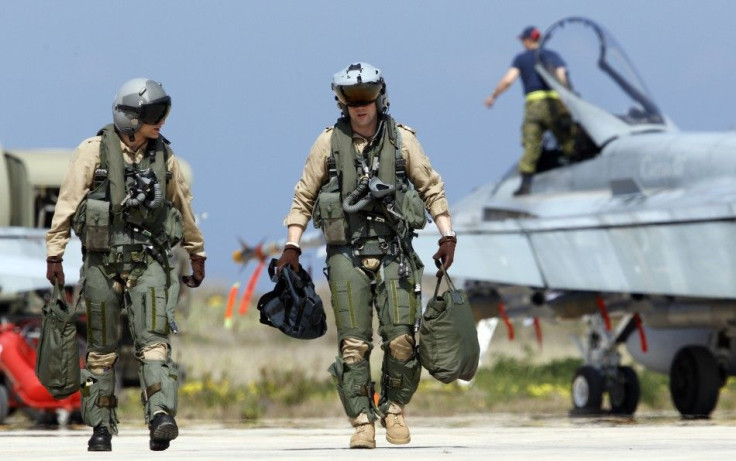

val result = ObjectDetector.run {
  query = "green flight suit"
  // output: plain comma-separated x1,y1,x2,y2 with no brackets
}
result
322,116,424,422
76,125,181,434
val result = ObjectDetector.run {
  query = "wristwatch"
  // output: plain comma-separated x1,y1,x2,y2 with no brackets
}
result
442,230,456,238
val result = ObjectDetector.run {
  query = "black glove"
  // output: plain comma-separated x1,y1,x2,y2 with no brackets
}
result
276,244,301,276
182,255,206,288
432,235,457,278
46,256,65,286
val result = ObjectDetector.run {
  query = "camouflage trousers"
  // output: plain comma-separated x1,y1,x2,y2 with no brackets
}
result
519,98,575,174
326,245,423,421
79,252,178,433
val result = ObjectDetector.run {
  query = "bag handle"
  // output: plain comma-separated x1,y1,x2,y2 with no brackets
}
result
51,282,64,304
433,265,461,302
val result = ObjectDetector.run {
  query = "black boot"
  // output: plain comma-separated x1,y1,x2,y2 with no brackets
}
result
513,173,533,196
149,413,179,451
88,424,112,451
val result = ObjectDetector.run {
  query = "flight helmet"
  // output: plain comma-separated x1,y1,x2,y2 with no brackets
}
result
332,62,389,114
112,78,171,139
256,258,327,340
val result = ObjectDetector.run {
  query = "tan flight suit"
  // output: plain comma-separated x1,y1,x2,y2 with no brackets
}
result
285,122,449,424
46,134,205,433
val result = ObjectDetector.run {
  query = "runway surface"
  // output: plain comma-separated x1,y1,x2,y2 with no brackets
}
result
1,413,735,460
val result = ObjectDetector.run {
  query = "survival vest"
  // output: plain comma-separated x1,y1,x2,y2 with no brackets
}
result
313,115,426,250
72,124,182,258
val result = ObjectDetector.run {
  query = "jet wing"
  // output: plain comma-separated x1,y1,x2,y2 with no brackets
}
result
415,178,736,299
0,227,82,294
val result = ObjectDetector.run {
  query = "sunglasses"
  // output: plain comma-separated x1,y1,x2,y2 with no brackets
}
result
117,96,171,125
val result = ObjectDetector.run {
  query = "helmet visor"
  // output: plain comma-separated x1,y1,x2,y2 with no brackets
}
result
138,96,171,124
335,83,382,107
117,96,171,125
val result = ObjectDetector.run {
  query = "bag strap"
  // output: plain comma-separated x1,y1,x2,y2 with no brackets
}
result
51,283,64,304
433,265,463,304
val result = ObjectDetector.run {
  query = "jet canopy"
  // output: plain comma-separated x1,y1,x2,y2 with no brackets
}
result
536,17,674,147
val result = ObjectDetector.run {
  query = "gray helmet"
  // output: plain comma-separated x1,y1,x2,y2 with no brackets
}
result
112,78,171,138
331,62,389,114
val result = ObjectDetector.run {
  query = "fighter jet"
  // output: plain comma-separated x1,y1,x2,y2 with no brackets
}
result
414,16,736,418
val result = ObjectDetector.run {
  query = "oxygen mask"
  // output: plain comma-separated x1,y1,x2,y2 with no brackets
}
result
121,167,163,209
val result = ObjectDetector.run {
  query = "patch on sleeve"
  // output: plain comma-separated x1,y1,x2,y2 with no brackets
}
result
397,123,416,135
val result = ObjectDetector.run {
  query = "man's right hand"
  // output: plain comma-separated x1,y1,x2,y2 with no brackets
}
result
276,244,301,276
46,256,65,286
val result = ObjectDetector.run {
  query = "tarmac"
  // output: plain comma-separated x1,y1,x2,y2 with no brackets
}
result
1,413,735,460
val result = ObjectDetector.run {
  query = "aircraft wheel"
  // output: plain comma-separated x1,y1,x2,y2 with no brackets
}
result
669,346,720,419
609,366,640,415
571,366,605,414
0,384,9,424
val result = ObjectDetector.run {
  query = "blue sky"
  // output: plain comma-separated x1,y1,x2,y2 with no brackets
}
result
1,0,734,289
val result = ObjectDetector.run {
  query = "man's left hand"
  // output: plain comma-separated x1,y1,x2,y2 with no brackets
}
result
182,255,206,287
432,235,457,278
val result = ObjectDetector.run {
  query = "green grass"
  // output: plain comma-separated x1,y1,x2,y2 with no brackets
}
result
115,352,697,422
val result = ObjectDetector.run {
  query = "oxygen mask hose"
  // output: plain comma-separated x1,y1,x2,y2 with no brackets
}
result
122,169,163,209
342,175,371,213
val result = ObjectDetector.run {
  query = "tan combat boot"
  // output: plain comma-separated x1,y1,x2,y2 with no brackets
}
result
349,413,376,449
381,402,410,444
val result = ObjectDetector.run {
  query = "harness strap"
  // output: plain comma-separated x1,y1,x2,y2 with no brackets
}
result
97,395,118,408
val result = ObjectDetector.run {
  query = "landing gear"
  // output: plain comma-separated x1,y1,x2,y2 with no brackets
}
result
610,366,640,415
571,366,604,414
669,346,721,419
571,365,640,416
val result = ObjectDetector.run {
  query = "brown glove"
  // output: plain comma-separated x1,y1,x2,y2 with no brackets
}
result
182,255,206,288
432,235,457,278
276,244,301,276
46,256,65,286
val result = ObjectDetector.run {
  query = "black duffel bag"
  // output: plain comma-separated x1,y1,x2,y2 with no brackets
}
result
35,284,80,399
256,259,327,340
418,267,480,383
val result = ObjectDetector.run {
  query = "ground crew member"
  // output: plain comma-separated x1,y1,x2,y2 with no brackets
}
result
485,25,575,195
45,78,206,452
277,62,456,449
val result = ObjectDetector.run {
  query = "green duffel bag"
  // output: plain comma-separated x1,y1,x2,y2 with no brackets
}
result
418,267,480,384
35,284,80,399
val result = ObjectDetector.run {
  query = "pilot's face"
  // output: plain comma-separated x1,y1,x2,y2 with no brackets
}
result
139,117,166,139
347,101,378,136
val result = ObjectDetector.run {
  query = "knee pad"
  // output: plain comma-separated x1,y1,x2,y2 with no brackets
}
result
388,334,415,362
86,351,118,375
141,342,169,361
341,338,370,364
80,368,119,434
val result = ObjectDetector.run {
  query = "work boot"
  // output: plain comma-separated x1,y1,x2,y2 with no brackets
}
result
381,402,410,445
149,412,179,451
349,413,376,449
513,173,533,196
88,424,112,451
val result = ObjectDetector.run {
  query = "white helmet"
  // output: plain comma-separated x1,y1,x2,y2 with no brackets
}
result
112,78,171,138
331,62,389,114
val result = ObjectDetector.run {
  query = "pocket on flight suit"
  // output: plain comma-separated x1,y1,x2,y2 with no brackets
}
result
144,287,169,335
86,299,114,348
329,280,356,330
385,278,417,326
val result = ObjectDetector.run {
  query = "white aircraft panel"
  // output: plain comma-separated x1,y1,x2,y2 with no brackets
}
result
414,231,544,287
